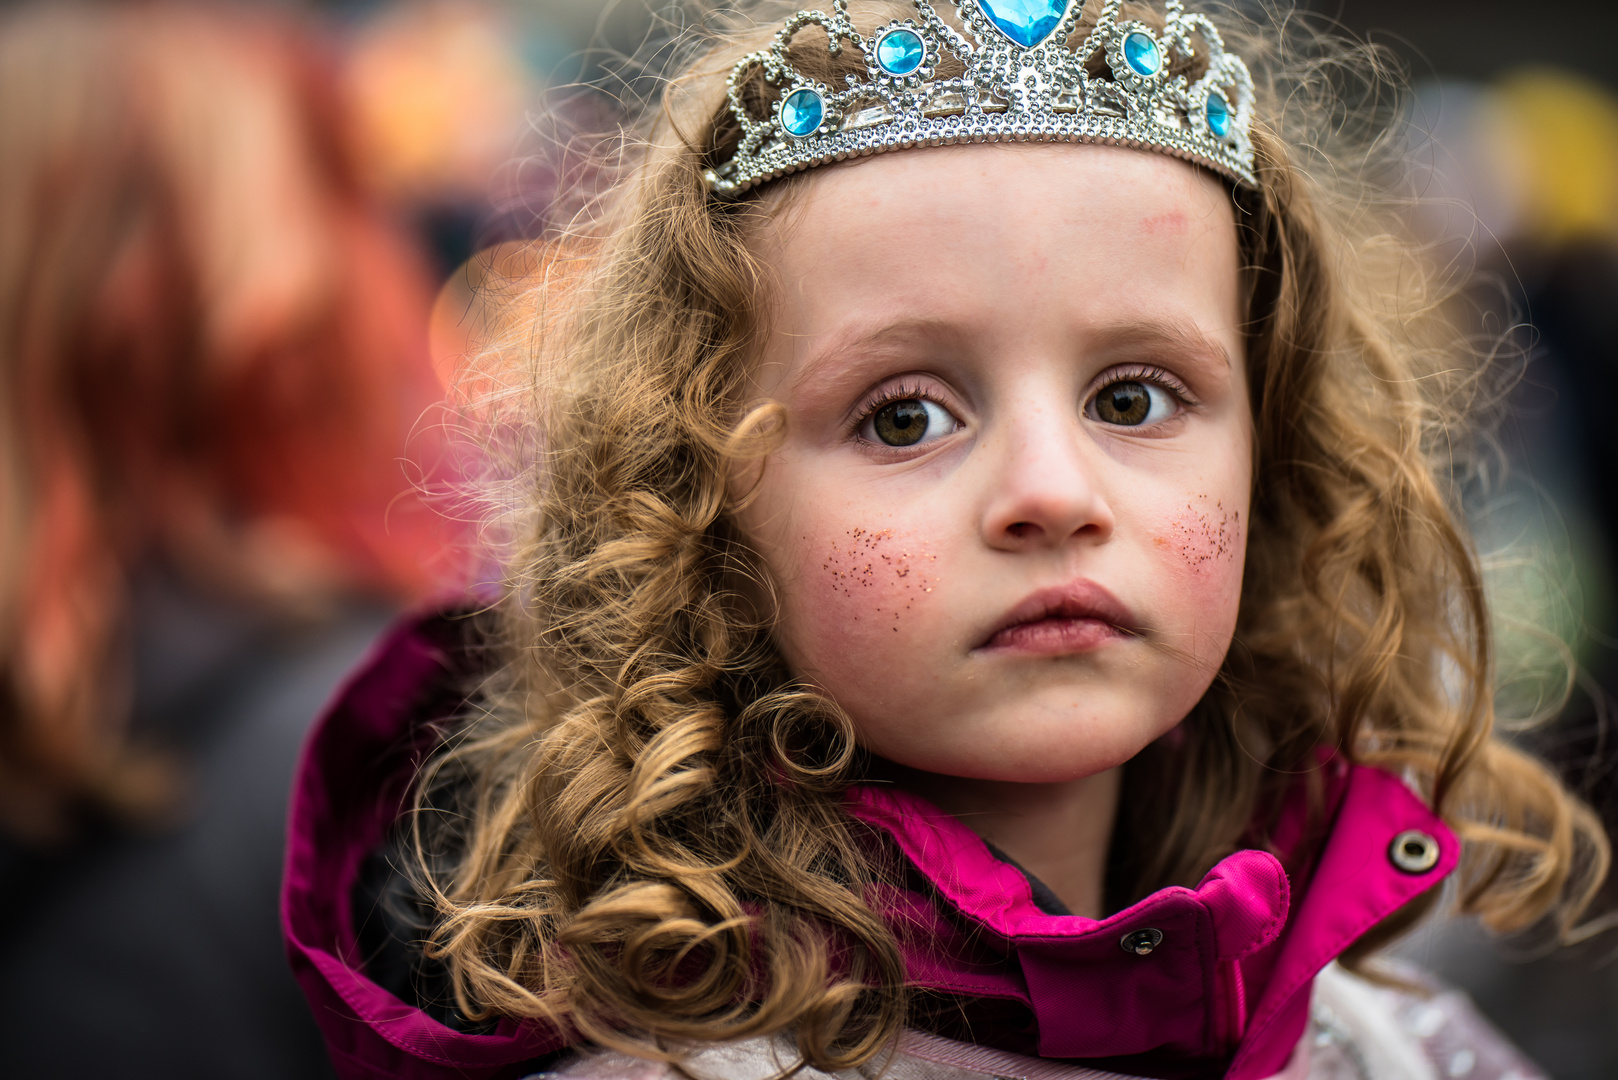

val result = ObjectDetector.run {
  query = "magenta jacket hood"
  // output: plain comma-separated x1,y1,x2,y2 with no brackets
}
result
282,611,1458,1080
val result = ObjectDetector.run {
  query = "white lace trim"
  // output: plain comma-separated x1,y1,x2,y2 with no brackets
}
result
525,965,1541,1080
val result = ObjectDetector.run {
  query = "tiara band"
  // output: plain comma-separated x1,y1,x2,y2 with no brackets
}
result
704,0,1256,197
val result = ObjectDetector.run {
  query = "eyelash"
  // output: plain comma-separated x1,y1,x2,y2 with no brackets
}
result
1090,363,1197,409
848,381,944,439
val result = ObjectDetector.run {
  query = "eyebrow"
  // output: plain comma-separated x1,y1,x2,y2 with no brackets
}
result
800,317,964,371
788,316,968,397
1084,317,1236,375
797,314,1233,381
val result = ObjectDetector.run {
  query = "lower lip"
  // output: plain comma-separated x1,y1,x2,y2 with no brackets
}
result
978,617,1127,656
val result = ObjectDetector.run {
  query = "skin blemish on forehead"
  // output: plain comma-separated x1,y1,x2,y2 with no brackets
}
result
1139,210,1188,234
1158,499,1242,571
819,528,939,629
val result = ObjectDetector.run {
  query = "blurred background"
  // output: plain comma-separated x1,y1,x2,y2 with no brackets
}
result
0,0,1614,1077
1305,5,1618,1079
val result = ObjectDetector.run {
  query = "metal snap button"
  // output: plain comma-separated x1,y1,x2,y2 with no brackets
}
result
1389,829,1441,874
1120,928,1164,956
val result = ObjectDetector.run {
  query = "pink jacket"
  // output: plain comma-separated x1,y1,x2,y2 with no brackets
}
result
281,611,1458,1080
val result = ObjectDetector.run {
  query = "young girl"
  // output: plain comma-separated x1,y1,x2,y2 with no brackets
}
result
283,2,1608,1078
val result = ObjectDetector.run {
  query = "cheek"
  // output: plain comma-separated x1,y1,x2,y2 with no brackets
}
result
779,524,943,671
1159,499,1242,572
1150,497,1246,635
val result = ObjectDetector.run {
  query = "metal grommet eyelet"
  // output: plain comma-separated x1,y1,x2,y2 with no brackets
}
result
1389,829,1441,874
1120,928,1164,956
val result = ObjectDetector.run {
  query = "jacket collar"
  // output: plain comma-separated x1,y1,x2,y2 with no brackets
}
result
283,611,1457,1080
845,762,1456,1079
282,611,566,1078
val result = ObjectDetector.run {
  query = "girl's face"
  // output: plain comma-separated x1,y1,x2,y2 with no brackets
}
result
738,144,1252,784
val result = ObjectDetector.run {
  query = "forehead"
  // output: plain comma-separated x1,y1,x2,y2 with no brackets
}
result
750,143,1242,376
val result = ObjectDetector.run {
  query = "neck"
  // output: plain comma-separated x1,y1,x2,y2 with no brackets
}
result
890,766,1122,920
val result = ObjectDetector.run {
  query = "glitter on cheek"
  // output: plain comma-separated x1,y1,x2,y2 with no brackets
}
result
1160,499,1243,572
1147,499,1246,666
817,527,940,631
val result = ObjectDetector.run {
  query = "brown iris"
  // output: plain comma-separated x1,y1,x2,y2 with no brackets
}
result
1095,381,1151,425
873,399,931,446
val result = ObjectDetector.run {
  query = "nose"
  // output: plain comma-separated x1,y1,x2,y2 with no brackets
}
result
979,403,1115,552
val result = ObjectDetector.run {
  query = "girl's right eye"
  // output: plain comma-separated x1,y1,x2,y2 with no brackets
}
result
860,397,958,448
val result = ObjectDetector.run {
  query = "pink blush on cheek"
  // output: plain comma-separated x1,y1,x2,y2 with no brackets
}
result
1147,499,1246,667
816,527,939,633
1155,500,1242,573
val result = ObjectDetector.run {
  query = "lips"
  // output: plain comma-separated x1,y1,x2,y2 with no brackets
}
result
976,579,1139,655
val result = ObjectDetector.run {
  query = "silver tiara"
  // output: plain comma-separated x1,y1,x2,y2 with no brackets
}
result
704,0,1256,197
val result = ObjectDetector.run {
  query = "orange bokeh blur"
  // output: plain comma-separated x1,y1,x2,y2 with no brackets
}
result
0,3,469,838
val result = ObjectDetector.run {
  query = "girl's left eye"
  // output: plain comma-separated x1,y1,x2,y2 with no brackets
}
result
1088,379,1179,426
860,397,959,447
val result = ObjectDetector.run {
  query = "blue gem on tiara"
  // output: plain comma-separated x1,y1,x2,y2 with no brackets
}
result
875,27,925,76
780,87,825,138
705,1,1258,198
1123,31,1162,76
1206,91,1231,138
975,0,1069,49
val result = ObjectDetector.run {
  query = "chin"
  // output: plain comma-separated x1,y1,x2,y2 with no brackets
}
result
877,728,1160,785
844,677,1207,782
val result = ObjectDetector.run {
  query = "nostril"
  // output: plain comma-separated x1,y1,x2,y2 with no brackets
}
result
1007,522,1037,539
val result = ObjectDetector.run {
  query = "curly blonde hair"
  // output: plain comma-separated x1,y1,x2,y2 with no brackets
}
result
408,0,1609,1069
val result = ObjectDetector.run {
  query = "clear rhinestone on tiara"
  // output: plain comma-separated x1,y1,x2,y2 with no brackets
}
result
704,0,1256,198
